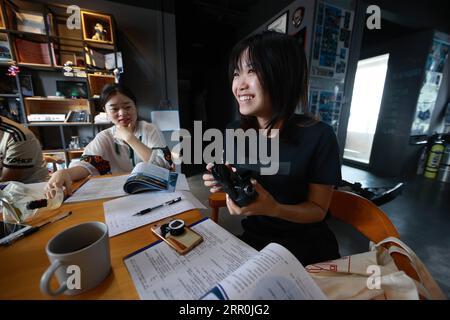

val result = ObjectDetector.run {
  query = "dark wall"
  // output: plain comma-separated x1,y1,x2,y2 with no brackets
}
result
362,0,450,35
369,30,434,177
237,0,301,40
175,1,239,175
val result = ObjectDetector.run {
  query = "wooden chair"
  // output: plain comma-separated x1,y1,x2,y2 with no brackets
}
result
44,155,65,173
209,192,227,223
208,190,420,282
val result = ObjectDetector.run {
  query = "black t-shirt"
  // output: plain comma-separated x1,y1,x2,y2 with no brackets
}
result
225,115,342,234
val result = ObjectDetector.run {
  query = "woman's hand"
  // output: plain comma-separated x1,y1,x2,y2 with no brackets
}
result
45,170,72,199
202,163,223,193
226,179,279,217
202,163,237,193
114,123,135,144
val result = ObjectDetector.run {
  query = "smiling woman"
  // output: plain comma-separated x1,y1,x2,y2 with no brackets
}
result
203,31,342,266
45,84,173,199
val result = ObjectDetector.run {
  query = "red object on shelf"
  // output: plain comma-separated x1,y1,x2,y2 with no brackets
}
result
14,38,55,65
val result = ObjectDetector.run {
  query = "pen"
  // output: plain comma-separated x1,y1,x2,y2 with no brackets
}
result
1,211,72,246
133,197,182,216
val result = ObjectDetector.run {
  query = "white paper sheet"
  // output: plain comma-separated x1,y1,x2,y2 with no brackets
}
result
103,191,205,237
64,175,129,203
123,218,258,300
64,173,190,203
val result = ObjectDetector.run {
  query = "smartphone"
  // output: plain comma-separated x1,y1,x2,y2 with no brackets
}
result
0,221,32,245
151,218,203,255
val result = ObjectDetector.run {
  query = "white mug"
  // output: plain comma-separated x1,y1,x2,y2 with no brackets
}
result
40,221,111,296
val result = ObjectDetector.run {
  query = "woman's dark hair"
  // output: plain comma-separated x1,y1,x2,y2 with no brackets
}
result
229,31,314,135
100,83,137,109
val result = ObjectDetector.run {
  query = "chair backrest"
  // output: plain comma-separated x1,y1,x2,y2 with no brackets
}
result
329,190,400,243
329,190,420,282
209,190,420,282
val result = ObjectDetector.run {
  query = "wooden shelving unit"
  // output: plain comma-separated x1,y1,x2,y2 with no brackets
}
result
0,0,118,166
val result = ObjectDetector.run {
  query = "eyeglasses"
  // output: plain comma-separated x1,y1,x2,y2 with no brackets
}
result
105,105,134,113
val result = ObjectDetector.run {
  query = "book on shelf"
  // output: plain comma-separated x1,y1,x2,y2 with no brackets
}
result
27,114,66,122
14,38,56,65
123,162,178,194
84,46,105,69
15,10,46,35
104,52,122,70
0,34,12,61
85,47,122,71
65,110,89,123
124,218,327,300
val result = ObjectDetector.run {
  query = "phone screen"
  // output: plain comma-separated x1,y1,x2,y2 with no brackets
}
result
0,221,29,239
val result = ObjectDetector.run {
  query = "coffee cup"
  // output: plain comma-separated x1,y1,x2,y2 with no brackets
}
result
40,221,111,296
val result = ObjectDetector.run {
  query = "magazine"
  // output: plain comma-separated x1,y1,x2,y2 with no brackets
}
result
124,218,327,300
123,162,178,194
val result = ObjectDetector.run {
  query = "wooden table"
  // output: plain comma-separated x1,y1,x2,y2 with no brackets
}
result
0,177,202,299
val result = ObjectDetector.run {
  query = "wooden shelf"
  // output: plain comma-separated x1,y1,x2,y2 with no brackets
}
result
26,121,109,127
49,34,83,42
24,98,91,125
16,63,114,74
53,65,86,71
0,60,14,66
17,63,54,70
43,149,65,153
0,93,19,98
25,97,88,102
67,149,84,154
67,149,84,161
27,122,92,126
1,0,119,157
7,29,47,38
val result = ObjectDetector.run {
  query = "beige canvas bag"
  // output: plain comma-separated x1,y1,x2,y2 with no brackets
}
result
306,237,447,300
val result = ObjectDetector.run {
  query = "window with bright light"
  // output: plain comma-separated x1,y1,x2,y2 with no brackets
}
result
344,54,389,164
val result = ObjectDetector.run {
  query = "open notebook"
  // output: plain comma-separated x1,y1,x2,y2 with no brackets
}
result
123,218,327,300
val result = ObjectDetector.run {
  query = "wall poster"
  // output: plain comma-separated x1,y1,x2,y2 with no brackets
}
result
410,35,450,136
308,1,354,133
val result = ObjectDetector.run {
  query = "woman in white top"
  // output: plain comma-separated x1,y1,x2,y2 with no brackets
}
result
46,84,172,197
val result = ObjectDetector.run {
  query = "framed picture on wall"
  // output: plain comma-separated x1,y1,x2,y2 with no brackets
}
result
81,11,114,44
292,7,305,28
19,75,34,96
267,11,288,34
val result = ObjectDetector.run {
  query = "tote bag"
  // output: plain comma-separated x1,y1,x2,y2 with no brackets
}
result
305,237,447,300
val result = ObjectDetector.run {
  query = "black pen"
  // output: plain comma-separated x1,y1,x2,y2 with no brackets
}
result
133,197,182,216
1,211,72,246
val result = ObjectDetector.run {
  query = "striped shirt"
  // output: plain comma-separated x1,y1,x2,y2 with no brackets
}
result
0,116,48,183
